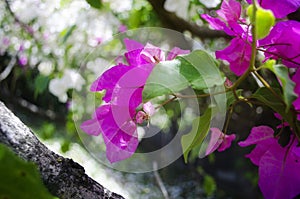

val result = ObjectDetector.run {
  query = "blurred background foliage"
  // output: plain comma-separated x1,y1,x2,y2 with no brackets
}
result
0,0,279,198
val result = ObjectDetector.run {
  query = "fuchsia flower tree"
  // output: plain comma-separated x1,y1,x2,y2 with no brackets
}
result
81,0,300,198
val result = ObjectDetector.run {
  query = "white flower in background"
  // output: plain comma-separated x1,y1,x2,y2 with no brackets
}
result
164,0,189,20
38,61,54,76
1,0,120,69
11,0,40,23
86,58,111,77
198,0,221,8
84,12,119,46
63,69,85,91
49,78,68,102
49,69,85,102
103,0,133,13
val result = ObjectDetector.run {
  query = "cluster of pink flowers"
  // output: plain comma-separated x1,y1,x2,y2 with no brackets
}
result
202,0,300,198
81,39,189,163
202,0,300,76
81,0,300,198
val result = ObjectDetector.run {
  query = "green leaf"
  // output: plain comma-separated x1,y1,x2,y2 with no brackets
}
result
60,25,77,44
178,50,225,90
209,85,227,113
226,89,243,107
0,144,56,199
34,74,50,98
252,87,294,125
143,50,225,101
247,5,275,39
128,9,143,29
143,59,189,101
203,175,217,196
265,64,297,111
181,108,212,163
252,87,300,141
86,0,102,9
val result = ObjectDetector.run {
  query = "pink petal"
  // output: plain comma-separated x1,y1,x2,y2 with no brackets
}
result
80,118,101,136
104,121,138,163
166,47,190,60
90,64,133,102
216,37,252,76
218,134,236,152
259,141,300,199
217,0,241,22
143,101,155,116
201,14,236,36
97,106,139,163
205,128,236,155
259,21,300,68
135,111,146,124
124,38,147,66
205,128,223,156
244,138,277,165
246,0,300,18
140,43,165,63
124,38,144,52
238,126,274,147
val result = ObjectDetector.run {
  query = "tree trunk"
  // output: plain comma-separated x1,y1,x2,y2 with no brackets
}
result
0,101,125,199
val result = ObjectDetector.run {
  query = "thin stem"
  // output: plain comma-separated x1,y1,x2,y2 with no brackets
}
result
222,104,234,135
155,96,177,109
259,43,291,48
232,89,240,100
257,48,300,66
252,70,286,104
155,89,231,110
174,88,230,99
230,1,257,91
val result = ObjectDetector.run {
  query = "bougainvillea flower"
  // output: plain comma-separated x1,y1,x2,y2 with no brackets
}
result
166,47,190,61
259,20,300,68
81,38,189,163
201,0,245,36
239,126,300,199
216,37,252,76
136,102,155,125
205,128,236,156
201,0,251,76
239,126,276,165
246,0,300,18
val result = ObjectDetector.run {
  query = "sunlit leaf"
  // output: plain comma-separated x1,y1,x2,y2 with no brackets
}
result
143,50,225,101
181,108,212,163
178,50,225,90
265,64,297,111
143,59,189,101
